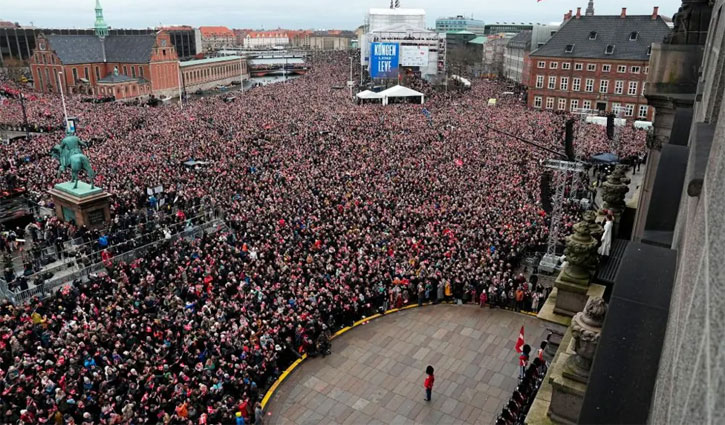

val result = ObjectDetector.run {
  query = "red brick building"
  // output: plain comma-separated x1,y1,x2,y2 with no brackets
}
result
30,31,180,101
527,7,670,121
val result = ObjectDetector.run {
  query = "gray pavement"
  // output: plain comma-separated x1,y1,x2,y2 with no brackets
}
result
265,304,556,425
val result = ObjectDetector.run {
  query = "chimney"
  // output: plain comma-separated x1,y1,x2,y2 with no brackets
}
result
621,8,627,18
652,6,659,20
564,10,572,20
576,7,581,19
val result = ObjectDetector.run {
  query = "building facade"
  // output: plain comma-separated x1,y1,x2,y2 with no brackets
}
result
527,7,670,120
180,56,248,93
504,24,560,85
435,16,486,35
199,26,234,52
243,31,289,49
484,23,534,35
30,31,180,100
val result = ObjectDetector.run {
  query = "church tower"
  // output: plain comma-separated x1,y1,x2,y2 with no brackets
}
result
94,0,109,38
585,0,595,16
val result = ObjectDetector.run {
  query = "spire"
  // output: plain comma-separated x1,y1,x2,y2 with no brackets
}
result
585,0,595,16
94,0,109,38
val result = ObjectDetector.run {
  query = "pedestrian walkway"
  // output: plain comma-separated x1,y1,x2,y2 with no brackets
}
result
265,304,558,425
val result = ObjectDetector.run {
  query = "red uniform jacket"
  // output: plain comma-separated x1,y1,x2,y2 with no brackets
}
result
424,374,435,389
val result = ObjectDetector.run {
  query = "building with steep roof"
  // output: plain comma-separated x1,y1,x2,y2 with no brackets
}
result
242,31,289,49
199,26,235,51
526,6,670,120
28,1,180,100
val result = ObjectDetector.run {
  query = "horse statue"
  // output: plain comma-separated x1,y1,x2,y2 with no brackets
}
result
50,129,96,189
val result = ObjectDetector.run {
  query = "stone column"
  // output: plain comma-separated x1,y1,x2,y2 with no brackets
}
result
554,221,598,317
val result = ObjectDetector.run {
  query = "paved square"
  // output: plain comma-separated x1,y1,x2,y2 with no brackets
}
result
266,304,557,424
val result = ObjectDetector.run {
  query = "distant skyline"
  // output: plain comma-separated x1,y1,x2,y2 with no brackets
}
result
1,0,683,30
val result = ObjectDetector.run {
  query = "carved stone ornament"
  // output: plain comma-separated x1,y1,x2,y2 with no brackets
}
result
562,221,598,282
565,297,608,382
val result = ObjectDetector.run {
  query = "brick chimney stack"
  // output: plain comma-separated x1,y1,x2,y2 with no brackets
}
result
652,6,659,20
621,7,627,18
564,10,573,20
576,7,581,19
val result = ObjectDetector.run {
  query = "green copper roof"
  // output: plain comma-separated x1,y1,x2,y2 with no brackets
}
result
468,36,488,44
180,56,244,67
94,0,108,38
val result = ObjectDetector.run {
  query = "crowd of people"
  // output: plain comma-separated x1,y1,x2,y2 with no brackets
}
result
0,51,647,423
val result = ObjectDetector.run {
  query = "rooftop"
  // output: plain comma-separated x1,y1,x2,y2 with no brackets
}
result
531,15,670,60
368,8,426,16
180,55,243,67
44,33,157,65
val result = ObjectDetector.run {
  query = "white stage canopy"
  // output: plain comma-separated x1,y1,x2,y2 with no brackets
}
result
378,85,425,105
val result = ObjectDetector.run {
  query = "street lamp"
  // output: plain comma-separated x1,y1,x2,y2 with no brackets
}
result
348,56,353,99
57,71,70,130
19,92,30,141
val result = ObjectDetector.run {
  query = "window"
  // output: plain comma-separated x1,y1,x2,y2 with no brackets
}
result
560,77,569,91
536,75,544,88
538,61,546,68
534,96,542,108
589,31,597,40
587,63,596,72
550,61,558,69
638,105,649,119
72,68,78,82
95,67,100,80
562,62,571,70
615,80,624,94
582,100,592,110
605,45,615,55
647,46,652,56
546,97,555,110
624,104,634,117
628,81,638,95
644,66,649,74
629,31,639,41
602,64,611,72
631,66,641,74
572,77,581,91
585,78,594,92
548,76,557,89
558,98,567,110
564,44,574,53
574,63,583,71
611,102,621,114
570,99,579,112
140,67,144,78
123,66,128,75
132,67,136,78
617,65,627,73
84,67,89,80
599,79,609,93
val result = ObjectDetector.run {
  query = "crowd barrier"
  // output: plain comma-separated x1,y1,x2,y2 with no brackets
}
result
3,217,226,305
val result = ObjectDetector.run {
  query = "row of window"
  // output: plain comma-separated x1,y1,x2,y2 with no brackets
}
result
535,75,643,96
537,61,647,74
184,63,242,82
532,96,649,118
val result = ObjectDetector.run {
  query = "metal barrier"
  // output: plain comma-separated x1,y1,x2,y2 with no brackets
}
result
5,218,228,305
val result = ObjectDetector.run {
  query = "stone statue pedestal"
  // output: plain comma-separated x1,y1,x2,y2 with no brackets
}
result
553,264,591,317
48,181,111,229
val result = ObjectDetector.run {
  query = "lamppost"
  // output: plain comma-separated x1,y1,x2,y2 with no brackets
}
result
348,56,353,99
57,71,70,130
177,63,184,110
19,92,30,141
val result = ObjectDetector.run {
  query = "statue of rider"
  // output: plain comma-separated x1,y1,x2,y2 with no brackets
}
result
58,128,86,173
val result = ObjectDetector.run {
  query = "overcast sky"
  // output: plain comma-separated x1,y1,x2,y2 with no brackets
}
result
1,0,682,30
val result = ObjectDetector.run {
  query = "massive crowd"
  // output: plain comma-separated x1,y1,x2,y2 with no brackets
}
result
0,51,646,423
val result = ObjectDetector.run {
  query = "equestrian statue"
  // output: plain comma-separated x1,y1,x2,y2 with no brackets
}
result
50,129,96,189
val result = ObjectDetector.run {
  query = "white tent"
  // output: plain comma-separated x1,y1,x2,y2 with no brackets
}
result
378,85,425,105
356,90,383,99
356,90,383,105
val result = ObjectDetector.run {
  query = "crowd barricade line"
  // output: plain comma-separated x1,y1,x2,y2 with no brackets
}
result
259,300,543,409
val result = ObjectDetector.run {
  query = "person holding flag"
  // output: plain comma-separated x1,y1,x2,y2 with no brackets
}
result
514,326,531,380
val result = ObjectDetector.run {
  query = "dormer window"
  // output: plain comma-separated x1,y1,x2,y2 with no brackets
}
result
647,46,652,56
589,31,597,40
605,45,615,55
564,44,574,53
629,31,639,41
